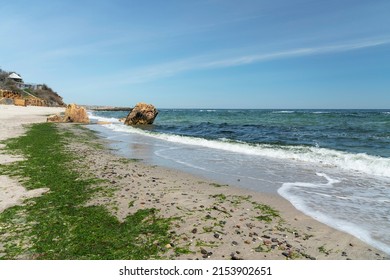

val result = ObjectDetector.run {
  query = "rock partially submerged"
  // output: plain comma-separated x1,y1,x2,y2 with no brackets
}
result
64,104,89,123
47,103,89,124
124,102,158,125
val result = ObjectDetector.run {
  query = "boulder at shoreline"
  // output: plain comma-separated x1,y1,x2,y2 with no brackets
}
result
47,103,89,124
64,104,89,123
124,102,158,125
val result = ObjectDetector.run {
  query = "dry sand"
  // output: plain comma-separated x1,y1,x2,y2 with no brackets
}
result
0,105,64,141
0,104,388,260
0,105,64,212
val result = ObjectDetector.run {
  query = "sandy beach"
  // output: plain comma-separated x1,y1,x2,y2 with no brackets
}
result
0,104,388,260
0,105,64,211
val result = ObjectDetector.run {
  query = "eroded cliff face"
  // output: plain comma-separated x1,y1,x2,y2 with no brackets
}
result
1,69,65,107
124,103,158,125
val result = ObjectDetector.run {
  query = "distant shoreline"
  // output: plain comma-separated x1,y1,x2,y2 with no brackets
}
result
84,105,133,111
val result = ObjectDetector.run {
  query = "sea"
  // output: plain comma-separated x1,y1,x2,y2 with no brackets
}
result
87,109,390,255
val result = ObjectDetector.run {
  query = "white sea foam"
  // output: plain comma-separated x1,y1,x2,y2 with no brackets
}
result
89,112,390,178
99,122,390,179
155,148,210,172
278,173,390,255
88,112,121,123
272,110,295,114
89,112,390,255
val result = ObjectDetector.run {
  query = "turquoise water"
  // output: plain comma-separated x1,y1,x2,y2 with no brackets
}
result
94,109,390,158
88,109,390,255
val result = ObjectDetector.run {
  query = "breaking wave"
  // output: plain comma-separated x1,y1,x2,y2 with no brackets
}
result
89,114,390,179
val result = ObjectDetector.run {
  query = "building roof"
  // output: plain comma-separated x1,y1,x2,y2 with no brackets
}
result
8,73,22,80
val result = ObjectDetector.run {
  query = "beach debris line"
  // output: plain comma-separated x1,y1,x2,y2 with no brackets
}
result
47,103,90,124
124,102,158,125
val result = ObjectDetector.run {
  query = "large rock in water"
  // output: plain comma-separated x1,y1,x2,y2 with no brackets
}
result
63,104,90,123
124,103,158,125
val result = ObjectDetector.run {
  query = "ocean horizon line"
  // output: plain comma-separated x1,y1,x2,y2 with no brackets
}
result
86,106,390,111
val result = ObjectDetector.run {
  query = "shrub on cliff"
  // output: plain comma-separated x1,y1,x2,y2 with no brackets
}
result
32,84,65,107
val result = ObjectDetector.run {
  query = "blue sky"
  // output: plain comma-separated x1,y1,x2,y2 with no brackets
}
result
1,0,389,108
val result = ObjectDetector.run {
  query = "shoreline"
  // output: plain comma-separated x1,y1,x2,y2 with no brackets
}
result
0,105,388,259
76,126,388,260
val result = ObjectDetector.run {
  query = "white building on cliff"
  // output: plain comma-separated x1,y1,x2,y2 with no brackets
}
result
7,72,44,90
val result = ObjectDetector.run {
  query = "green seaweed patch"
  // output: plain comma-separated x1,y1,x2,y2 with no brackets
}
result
117,158,142,164
195,240,219,248
209,183,228,188
202,226,213,233
128,200,135,208
174,246,194,255
0,123,172,260
303,234,314,240
255,215,273,223
229,195,252,206
71,125,104,150
318,245,332,256
210,194,227,202
254,244,271,253
250,202,281,223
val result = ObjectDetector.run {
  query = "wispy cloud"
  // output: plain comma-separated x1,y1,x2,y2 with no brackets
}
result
63,36,390,95
113,37,390,84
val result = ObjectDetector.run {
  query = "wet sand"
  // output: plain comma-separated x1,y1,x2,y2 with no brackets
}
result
65,124,388,260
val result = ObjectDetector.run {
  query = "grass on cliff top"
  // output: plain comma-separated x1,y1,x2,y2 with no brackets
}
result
0,123,172,260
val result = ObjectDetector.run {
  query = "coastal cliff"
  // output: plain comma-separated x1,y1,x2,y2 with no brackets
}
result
0,68,65,107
